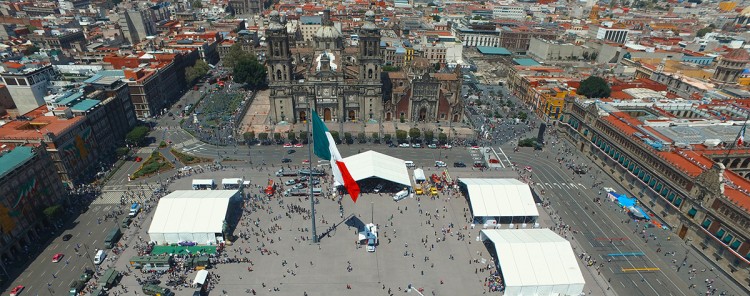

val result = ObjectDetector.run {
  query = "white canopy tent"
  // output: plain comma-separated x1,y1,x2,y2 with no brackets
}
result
481,229,585,296
193,270,209,287
221,178,243,189
458,178,539,223
148,190,238,244
341,150,411,187
192,179,214,190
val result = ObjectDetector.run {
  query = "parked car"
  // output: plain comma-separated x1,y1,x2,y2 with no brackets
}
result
435,161,447,167
281,158,292,163
442,144,452,149
453,162,467,167
52,253,64,263
399,143,410,148
373,184,383,193
412,143,422,148
62,234,73,241
287,149,296,154
427,144,437,149
10,285,24,296
294,143,304,148
284,179,298,186
283,143,293,148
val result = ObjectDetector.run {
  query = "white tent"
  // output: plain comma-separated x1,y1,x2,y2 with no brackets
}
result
193,270,209,287
192,179,214,189
459,178,539,221
481,229,585,296
341,150,411,187
148,190,238,244
221,178,243,189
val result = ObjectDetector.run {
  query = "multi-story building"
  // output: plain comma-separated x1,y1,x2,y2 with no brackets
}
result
299,15,322,43
498,27,557,53
454,22,502,47
100,51,198,118
267,10,382,125
560,98,750,289
0,145,66,273
118,7,160,44
492,5,526,20
589,23,630,44
229,0,262,15
0,63,59,116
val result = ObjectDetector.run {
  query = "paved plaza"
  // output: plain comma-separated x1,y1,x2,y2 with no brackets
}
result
81,153,601,296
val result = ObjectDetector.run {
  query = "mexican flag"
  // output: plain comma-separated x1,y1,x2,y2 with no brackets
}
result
311,110,361,202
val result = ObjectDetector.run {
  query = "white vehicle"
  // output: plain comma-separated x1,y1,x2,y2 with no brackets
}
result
93,250,106,265
393,190,409,201
435,161,447,167
399,143,410,148
404,161,415,168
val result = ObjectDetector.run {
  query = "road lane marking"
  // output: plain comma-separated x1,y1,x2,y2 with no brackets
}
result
656,278,662,285
570,183,577,189
555,183,561,189
545,183,551,188
562,183,569,189
578,183,586,189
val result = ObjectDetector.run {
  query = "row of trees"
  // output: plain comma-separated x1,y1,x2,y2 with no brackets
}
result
242,129,450,144
185,60,210,85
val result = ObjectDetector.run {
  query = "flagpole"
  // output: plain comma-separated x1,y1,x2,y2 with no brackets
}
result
723,111,750,161
308,103,318,243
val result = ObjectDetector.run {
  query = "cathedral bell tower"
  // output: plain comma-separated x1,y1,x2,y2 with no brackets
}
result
266,10,292,84
359,11,381,82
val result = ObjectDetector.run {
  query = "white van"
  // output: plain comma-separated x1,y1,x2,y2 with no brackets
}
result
93,250,106,265
393,190,409,201
404,161,415,168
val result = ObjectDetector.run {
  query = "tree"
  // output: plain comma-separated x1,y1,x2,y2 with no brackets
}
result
126,126,149,146
115,147,130,158
577,76,611,98
384,134,392,142
357,132,367,143
287,131,296,141
438,132,448,144
233,56,267,89
299,131,308,143
185,60,210,85
696,24,715,38
395,130,407,142
329,131,340,144
43,205,62,220
243,131,255,142
371,132,379,141
23,45,39,56
344,132,353,144
518,111,528,121
409,128,421,140
273,133,281,140
424,130,434,143
223,43,254,69
258,132,269,140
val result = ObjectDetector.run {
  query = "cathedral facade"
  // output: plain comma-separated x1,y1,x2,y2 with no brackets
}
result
266,10,382,124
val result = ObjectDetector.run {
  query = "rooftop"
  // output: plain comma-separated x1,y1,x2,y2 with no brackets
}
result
0,146,34,179
476,46,512,55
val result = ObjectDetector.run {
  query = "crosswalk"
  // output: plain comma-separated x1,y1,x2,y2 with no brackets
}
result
537,182,587,190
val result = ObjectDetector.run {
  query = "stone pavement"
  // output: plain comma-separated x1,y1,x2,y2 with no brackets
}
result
92,162,607,296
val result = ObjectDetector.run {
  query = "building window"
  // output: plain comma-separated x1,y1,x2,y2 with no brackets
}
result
701,218,712,229
729,240,741,250
722,233,733,244
687,207,697,218
714,228,726,239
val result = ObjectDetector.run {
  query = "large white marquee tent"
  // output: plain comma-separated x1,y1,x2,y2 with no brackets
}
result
481,229,585,296
458,178,539,223
341,150,411,187
148,190,239,245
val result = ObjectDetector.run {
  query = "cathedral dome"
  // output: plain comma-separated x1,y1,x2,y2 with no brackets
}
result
723,48,750,62
315,26,341,39
411,57,430,70
362,10,377,30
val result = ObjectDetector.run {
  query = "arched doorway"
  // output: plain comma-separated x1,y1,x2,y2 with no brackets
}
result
348,110,356,121
452,114,459,122
323,108,332,121
419,108,427,121
386,112,392,121
299,111,307,122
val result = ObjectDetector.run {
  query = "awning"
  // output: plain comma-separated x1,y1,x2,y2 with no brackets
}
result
193,269,209,286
